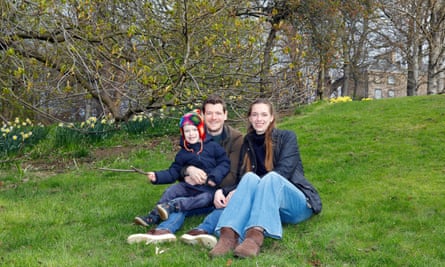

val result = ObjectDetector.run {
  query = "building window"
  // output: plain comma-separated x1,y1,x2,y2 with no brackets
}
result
375,89,382,99
374,76,382,84
388,76,396,85
388,90,395,97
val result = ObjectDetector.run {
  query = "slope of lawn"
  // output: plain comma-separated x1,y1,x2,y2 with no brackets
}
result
1,95,444,266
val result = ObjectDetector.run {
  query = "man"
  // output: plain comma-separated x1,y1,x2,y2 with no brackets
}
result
128,95,242,246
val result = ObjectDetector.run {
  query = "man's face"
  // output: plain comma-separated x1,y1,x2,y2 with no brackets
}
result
203,103,227,135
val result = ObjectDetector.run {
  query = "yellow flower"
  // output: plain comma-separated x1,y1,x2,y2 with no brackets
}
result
329,96,352,103
13,135,18,140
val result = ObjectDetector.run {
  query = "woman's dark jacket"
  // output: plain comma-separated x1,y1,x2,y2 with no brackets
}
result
153,136,230,193
227,128,322,214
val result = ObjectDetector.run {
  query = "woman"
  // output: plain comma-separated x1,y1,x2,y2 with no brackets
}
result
210,98,322,258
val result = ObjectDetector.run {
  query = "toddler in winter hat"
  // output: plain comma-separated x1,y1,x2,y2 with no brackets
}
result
179,109,206,153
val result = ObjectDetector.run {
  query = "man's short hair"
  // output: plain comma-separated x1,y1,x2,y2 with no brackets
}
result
202,94,227,113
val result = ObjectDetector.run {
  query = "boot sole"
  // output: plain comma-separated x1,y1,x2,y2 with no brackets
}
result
180,234,217,249
127,233,176,244
134,217,149,227
156,205,169,220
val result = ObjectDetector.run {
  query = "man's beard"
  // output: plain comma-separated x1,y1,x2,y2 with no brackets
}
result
207,125,223,135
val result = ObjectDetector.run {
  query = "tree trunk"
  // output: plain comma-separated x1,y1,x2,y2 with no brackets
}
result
260,26,277,98
406,3,418,96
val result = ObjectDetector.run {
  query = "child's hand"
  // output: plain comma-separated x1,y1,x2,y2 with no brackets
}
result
147,172,156,183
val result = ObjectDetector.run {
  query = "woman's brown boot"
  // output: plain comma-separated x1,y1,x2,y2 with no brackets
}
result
233,227,264,258
209,227,239,257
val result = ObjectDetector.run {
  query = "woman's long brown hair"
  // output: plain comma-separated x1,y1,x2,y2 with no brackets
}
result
243,98,276,172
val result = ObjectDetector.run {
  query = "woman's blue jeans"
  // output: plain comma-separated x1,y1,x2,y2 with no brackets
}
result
215,171,313,240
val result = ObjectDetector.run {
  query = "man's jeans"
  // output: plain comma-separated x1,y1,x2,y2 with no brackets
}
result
156,206,214,233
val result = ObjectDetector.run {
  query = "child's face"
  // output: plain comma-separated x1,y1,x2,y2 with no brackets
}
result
183,124,200,144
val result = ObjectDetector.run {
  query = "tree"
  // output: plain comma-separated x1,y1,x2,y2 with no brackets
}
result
234,0,311,105
378,0,445,96
337,0,375,99
0,0,265,122
421,0,445,94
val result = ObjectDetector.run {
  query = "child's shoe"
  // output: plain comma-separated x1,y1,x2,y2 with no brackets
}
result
134,214,160,226
156,202,177,220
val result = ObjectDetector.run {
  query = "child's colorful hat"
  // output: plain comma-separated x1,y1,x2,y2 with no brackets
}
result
179,109,206,142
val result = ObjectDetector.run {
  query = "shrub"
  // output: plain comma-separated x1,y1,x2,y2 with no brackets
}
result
0,118,48,157
54,116,118,149
123,114,153,135
123,110,184,137
329,96,353,103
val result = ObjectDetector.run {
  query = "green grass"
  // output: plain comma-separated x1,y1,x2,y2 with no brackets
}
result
1,95,445,266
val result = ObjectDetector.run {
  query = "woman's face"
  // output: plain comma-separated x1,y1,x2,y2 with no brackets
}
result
248,103,274,134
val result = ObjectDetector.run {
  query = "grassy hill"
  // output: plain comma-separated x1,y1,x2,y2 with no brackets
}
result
1,95,444,266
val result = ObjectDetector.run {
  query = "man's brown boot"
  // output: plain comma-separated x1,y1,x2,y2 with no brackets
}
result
233,227,264,258
209,227,239,257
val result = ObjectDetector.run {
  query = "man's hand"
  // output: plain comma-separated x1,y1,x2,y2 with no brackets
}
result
185,166,207,185
184,175,198,185
213,189,226,208
213,189,236,208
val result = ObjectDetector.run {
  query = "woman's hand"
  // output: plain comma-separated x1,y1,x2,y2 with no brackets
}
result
226,189,235,203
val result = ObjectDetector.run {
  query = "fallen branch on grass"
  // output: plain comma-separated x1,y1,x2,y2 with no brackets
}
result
99,166,148,175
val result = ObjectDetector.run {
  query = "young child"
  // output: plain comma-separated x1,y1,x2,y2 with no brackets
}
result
134,110,230,226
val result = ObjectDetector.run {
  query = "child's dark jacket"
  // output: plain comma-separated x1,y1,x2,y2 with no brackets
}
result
152,136,230,193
